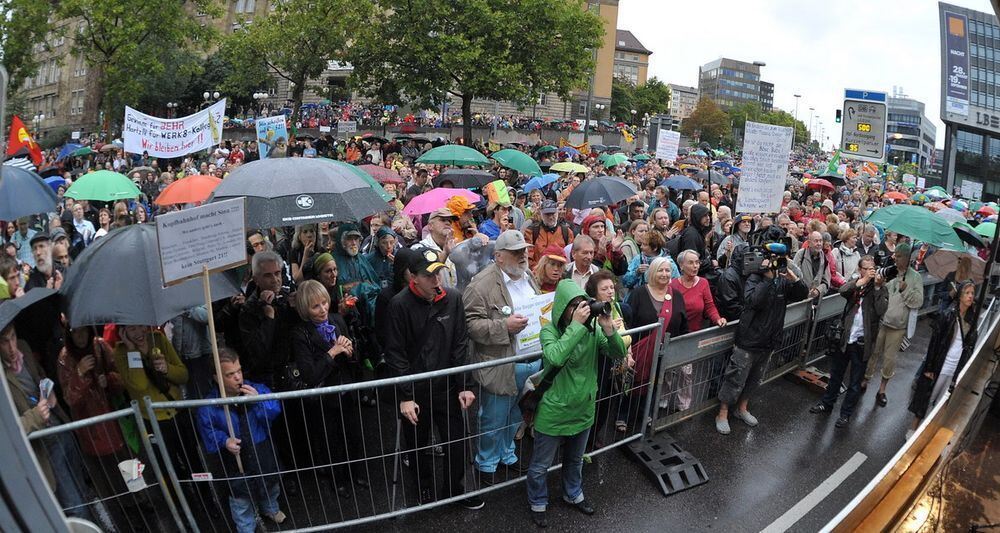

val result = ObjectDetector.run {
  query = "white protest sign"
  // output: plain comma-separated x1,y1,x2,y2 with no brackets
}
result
338,120,357,135
655,129,680,162
319,125,331,133
917,177,926,189
736,121,794,214
124,99,227,158
961,179,983,200
155,197,247,285
514,292,556,355
71,131,80,140
902,173,916,186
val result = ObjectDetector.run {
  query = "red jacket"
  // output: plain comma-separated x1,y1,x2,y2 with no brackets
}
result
57,344,125,457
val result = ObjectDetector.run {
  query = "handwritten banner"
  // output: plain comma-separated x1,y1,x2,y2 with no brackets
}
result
155,197,247,285
255,115,289,159
514,292,556,355
124,100,227,158
736,121,793,214
655,129,680,162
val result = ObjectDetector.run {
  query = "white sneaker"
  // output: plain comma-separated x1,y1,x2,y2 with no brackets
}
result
734,410,759,427
266,510,287,524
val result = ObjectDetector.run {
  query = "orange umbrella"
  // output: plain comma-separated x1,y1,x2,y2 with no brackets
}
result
154,174,222,206
884,191,908,201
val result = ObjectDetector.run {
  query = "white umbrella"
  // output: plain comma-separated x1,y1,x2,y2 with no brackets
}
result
935,208,966,226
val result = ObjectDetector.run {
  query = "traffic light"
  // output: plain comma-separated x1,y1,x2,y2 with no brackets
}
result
835,109,842,123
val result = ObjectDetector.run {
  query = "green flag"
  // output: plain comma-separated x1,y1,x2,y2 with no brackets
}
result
824,150,841,175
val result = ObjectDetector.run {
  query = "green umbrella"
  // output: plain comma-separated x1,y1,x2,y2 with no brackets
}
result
536,145,558,154
597,153,610,163
603,153,629,168
64,170,141,201
416,144,490,167
866,204,966,250
71,146,96,157
974,222,997,238
490,149,542,177
633,154,651,161
321,159,393,202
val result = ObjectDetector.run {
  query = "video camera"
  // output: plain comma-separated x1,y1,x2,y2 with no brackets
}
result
743,242,789,275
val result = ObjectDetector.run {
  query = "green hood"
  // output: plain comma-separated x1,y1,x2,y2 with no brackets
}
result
552,279,587,332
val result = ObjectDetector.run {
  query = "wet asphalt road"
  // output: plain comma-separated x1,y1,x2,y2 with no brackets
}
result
351,321,933,533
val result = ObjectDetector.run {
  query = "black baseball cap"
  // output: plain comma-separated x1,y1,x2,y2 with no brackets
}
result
410,249,447,276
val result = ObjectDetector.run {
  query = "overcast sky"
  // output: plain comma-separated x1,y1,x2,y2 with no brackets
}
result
617,0,995,150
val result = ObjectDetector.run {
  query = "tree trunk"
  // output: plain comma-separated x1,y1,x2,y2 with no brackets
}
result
461,94,473,146
290,76,306,132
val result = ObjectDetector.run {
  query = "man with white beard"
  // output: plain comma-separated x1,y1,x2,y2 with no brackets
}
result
463,230,541,485
25,233,64,292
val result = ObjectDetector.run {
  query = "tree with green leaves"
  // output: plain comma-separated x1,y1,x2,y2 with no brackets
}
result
728,101,810,146
681,97,731,147
221,0,361,126
0,0,53,90
611,76,671,125
57,0,219,132
348,0,604,143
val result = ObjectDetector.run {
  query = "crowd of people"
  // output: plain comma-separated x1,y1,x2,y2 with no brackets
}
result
0,134,990,530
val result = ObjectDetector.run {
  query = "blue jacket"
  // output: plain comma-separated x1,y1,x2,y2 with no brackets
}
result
197,381,281,454
478,219,502,240
622,251,679,289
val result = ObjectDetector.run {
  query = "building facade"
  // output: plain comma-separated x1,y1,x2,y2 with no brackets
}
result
612,30,651,85
939,2,1000,200
886,96,937,170
697,58,772,111
668,84,698,122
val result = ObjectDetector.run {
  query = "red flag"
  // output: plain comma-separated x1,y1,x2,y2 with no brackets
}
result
6,116,43,166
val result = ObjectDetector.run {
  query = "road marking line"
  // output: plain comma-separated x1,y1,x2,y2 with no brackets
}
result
760,451,868,533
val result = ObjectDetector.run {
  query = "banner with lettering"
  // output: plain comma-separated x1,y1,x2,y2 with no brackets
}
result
736,121,794,214
255,115,289,159
123,100,227,158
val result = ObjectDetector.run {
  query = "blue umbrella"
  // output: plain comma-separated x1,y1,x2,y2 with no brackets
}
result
710,161,730,168
661,175,703,191
0,165,58,220
692,149,708,157
523,173,559,192
559,146,580,157
56,143,83,161
43,176,66,193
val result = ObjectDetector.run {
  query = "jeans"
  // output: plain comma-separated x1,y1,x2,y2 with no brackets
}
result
526,429,590,512
46,431,92,519
821,343,865,418
229,477,280,533
476,361,539,472
718,346,770,406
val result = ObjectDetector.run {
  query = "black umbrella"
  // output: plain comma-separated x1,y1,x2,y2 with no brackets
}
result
954,224,987,248
433,168,495,189
816,169,846,186
695,169,730,186
210,158,388,227
678,158,700,165
0,288,58,332
0,165,59,220
590,144,608,153
563,176,637,210
59,225,240,328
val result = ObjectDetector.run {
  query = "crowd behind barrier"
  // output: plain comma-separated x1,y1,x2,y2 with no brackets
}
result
22,277,976,532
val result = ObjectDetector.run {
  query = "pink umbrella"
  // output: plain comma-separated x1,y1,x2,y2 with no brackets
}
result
402,187,481,216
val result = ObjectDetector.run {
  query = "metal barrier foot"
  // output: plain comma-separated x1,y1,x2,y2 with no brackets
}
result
626,433,709,496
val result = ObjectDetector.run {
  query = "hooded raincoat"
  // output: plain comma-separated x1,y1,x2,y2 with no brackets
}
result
534,280,625,436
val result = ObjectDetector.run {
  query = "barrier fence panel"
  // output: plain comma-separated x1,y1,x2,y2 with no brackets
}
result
139,323,659,531
801,294,847,366
26,403,185,532
762,299,813,382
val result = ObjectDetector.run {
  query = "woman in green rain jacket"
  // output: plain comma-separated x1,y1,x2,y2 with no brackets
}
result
525,279,625,527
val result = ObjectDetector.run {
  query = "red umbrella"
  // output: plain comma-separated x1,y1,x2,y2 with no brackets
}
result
358,164,404,184
977,205,996,216
803,178,834,191
883,191,908,201
154,174,222,206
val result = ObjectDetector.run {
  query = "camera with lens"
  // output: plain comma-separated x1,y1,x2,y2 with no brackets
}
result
587,299,613,318
877,264,898,282
743,242,789,275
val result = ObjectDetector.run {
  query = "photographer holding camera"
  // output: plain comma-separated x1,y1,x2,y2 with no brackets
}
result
716,243,808,435
526,279,625,527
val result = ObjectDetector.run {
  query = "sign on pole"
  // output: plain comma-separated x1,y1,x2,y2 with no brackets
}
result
124,100,227,158
655,129,680,161
255,115,288,159
840,89,887,164
942,10,971,118
736,121,794,214
155,197,247,286
337,120,357,137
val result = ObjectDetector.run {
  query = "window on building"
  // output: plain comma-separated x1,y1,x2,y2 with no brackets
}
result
957,130,984,154
577,101,586,117
71,90,85,115
989,137,1000,159
235,0,256,12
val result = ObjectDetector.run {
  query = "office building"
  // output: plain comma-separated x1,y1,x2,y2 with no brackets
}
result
939,3,1000,199
697,58,772,110
613,30,652,85
668,84,699,122
886,96,937,170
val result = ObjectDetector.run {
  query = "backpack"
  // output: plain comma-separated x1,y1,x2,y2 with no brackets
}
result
530,221,571,247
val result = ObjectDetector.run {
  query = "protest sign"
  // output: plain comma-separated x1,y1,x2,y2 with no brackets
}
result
655,129,680,161
514,292,556,354
736,121,794,214
155,197,247,286
124,100,226,158
255,115,289,159
338,120,357,136
917,177,926,189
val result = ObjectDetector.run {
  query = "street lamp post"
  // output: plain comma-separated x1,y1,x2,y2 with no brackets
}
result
32,113,45,133
808,107,815,143
630,109,637,126
202,91,220,106
793,94,801,142
166,102,178,118
594,103,606,121
253,91,269,117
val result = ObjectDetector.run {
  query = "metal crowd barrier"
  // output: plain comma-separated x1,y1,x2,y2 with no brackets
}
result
137,323,661,532
26,402,185,532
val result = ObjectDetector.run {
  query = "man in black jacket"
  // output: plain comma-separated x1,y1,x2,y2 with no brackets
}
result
810,256,887,427
383,249,483,510
716,254,808,434
238,250,298,388
714,244,749,321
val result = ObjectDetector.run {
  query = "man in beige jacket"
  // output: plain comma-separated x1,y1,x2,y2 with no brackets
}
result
464,230,542,485
864,243,924,407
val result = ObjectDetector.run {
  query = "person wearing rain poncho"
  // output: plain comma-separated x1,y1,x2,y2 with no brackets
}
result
525,279,625,528
331,223,381,312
